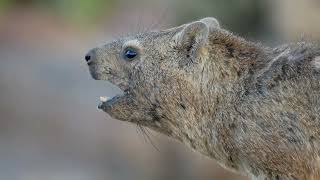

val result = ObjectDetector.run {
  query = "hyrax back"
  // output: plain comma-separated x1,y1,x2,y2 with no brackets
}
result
85,17,320,180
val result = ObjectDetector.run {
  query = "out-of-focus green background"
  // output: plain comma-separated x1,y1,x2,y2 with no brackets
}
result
0,0,319,180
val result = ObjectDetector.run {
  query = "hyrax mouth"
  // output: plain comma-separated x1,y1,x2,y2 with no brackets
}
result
98,95,118,110
98,94,120,110
89,69,130,110
97,85,130,111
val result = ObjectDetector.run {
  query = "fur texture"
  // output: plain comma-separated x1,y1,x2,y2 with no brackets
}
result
86,17,320,180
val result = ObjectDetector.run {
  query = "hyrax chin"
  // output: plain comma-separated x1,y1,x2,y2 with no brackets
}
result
85,17,320,180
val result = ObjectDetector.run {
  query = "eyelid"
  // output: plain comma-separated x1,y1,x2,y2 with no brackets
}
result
122,46,139,56
122,40,143,53
123,46,137,52
122,39,141,49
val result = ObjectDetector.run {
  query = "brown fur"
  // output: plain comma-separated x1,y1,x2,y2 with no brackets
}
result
85,17,320,180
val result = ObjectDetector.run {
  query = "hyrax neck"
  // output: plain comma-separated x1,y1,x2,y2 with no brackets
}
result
167,32,268,172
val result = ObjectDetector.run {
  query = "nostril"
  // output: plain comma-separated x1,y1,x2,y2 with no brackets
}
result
85,55,91,62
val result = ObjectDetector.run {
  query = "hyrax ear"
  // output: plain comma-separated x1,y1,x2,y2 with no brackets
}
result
199,17,220,30
173,21,209,61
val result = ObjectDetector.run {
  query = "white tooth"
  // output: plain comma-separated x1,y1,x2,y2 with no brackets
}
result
99,96,109,102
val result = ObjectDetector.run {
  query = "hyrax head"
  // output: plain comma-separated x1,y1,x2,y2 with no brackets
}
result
85,17,219,133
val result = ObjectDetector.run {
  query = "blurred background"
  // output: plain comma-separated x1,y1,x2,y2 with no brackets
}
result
0,0,319,180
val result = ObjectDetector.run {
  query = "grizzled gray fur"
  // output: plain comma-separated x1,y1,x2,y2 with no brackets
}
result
85,17,320,180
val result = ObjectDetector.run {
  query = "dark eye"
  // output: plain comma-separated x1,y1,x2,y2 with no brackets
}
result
124,48,138,60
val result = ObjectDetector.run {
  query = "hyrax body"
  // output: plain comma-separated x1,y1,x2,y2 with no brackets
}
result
85,17,320,180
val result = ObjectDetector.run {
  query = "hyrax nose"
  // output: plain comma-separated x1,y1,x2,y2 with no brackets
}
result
85,51,93,65
85,55,91,62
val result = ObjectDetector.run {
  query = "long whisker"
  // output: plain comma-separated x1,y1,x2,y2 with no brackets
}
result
139,124,160,152
136,122,148,143
148,6,170,32
137,11,143,34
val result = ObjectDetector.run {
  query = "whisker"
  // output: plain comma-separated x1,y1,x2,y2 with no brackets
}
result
139,124,160,152
137,11,142,34
148,6,170,32
136,123,150,147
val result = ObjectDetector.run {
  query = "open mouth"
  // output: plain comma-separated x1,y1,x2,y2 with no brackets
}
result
89,68,130,110
98,88,128,103
97,82,130,110
97,94,119,110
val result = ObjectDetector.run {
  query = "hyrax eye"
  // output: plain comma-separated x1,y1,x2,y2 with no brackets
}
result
124,48,138,60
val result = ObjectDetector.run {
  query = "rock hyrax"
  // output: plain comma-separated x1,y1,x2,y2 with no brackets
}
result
85,17,320,180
